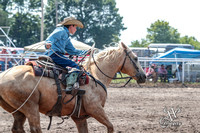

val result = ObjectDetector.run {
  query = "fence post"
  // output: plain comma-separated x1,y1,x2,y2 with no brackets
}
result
182,60,184,83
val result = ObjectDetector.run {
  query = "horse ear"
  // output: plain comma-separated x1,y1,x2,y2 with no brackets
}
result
120,42,128,50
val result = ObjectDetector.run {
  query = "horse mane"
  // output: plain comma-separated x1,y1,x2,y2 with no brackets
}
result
83,45,125,71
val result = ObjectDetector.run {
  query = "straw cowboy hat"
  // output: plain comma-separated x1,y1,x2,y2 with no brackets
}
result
56,17,84,28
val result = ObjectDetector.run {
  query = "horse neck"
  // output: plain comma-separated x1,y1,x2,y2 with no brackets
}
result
89,50,124,86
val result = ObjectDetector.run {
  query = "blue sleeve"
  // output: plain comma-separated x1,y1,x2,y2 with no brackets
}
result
45,27,65,46
65,40,88,56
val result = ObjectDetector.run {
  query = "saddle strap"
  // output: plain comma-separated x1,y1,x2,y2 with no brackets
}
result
73,95,83,118
55,94,84,126
88,74,107,94
58,94,84,124
46,68,63,130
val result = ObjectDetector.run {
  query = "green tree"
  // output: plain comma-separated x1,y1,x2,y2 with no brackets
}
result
1,0,125,48
45,0,126,49
9,13,41,47
180,35,200,50
130,20,200,50
0,5,11,26
0,0,10,11
6,0,41,13
146,20,180,43
0,0,41,47
130,39,149,47
0,4,13,45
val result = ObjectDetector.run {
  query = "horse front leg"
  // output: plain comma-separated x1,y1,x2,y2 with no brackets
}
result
89,105,114,133
71,116,88,133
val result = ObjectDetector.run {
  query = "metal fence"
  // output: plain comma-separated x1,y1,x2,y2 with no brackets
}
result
1,55,200,83
139,57,200,83
0,54,39,71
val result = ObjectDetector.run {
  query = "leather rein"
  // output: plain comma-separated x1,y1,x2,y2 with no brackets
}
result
92,49,140,86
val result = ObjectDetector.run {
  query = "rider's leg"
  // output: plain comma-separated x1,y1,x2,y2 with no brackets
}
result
50,53,79,69
50,53,82,89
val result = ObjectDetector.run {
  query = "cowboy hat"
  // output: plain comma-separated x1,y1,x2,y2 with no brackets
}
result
56,17,84,28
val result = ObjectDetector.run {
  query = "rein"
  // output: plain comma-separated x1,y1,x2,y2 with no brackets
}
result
92,49,138,80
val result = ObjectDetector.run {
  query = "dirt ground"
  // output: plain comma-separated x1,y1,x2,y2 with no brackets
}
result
1,83,200,133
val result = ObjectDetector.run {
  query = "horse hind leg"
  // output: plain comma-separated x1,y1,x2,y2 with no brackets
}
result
71,116,88,133
11,107,41,133
0,96,26,133
25,106,42,133
12,111,26,133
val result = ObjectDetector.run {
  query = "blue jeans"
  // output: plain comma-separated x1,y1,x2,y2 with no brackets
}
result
50,53,80,69
0,61,13,71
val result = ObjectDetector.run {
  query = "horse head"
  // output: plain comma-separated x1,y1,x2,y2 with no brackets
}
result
119,42,146,83
86,42,146,85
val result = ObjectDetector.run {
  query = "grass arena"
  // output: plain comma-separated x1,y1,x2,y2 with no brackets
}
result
0,83,200,133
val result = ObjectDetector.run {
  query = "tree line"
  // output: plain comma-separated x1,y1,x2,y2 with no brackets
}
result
0,0,125,49
0,0,199,49
131,20,200,50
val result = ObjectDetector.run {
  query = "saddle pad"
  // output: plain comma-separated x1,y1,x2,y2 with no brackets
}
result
26,61,89,86
26,61,64,79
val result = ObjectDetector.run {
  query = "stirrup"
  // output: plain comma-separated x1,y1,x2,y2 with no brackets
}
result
65,82,85,95
64,89,85,95
73,82,79,89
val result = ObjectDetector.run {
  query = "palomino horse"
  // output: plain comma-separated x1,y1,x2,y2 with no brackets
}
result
0,42,146,133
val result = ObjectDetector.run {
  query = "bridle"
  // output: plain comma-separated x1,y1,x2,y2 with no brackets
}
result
92,49,141,86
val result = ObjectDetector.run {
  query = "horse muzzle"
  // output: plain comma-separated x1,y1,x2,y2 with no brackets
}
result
135,73,146,83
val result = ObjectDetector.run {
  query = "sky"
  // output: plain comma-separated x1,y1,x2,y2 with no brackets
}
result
115,0,200,45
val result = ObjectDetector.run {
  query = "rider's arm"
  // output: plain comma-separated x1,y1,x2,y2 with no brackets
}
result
45,27,64,49
65,40,88,56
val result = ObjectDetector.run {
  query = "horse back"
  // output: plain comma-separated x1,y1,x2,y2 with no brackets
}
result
0,65,35,83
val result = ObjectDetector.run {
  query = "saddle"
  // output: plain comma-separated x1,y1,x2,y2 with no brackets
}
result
26,55,89,87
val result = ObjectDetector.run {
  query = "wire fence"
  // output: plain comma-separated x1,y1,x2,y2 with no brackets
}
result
1,55,200,83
